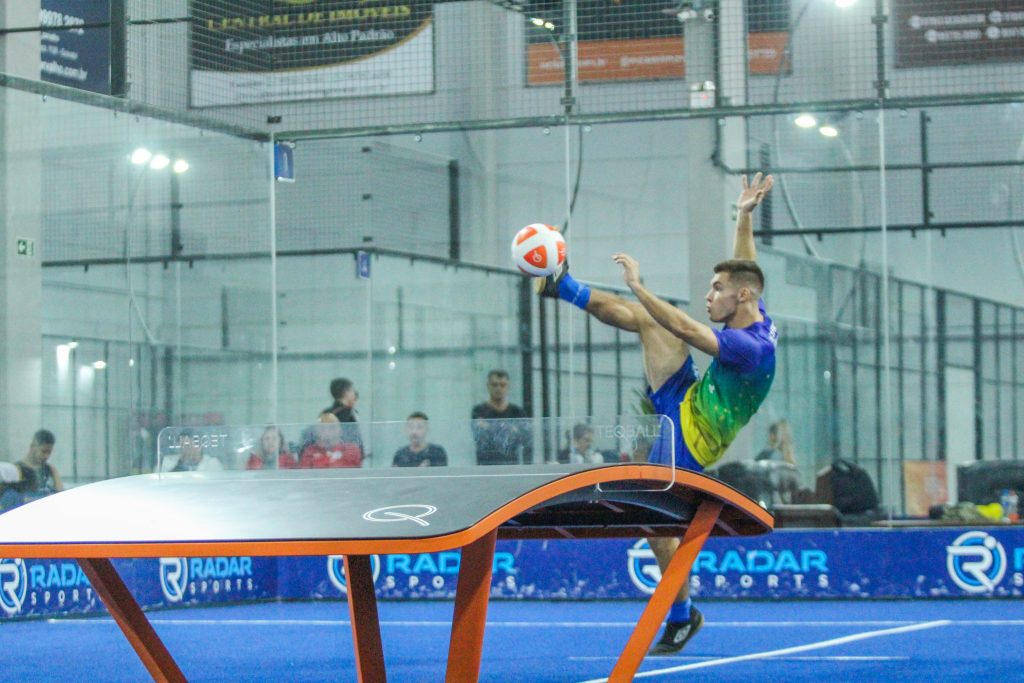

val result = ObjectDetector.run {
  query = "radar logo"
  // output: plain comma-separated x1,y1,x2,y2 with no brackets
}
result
0,558,27,615
159,557,189,603
627,540,661,595
947,531,1007,594
328,555,381,594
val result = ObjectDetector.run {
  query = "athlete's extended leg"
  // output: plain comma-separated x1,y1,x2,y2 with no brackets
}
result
647,537,703,655
536,262,689,390
536,261,641,331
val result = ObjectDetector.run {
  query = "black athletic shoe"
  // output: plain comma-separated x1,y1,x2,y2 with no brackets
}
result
533,260,569,299
648,607,704,656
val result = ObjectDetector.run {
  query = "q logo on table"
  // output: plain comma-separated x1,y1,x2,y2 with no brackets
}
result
362,505,437,527
0,558,27,615
946,531,1007,594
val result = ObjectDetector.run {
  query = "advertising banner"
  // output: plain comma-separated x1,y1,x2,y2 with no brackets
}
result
190,0,434,106
3,528,1022,620
0,556,277,619
894,0,1024,67
525,0,790,86
39,1,116,94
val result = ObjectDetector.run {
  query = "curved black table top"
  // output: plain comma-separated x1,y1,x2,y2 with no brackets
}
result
0,464,773,558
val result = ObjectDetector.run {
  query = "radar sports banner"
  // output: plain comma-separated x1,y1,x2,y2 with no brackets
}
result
2,528,1022,619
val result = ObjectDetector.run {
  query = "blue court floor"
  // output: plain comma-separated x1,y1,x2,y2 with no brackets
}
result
1,598,1020,681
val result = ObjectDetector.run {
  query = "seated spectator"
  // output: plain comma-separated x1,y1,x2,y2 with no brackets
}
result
247,426,298,470
160,428,224,473
557,423,603,464
392,412,448,467
300,413,363,469
755,419,796,465
0,430,63,512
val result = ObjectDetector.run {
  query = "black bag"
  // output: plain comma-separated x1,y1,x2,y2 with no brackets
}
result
826,459,878,514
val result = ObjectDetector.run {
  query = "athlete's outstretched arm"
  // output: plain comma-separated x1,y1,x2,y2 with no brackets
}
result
733,173,773,261
613,253,719,357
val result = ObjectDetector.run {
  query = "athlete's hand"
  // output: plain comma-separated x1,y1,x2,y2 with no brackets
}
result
613,253,641,289
738,172,774,214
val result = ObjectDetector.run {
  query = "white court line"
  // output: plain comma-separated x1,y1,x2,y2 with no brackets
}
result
39,618,1024,628
571,655,910,662
31,619,924,628
577,620,950,683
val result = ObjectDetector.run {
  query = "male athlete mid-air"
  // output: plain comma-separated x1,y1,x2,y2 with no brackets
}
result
535,173,777,655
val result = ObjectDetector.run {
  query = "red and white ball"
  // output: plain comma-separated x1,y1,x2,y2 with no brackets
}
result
511,223,566,277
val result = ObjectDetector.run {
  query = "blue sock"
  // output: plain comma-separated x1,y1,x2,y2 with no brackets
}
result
558,273,591,310
668,598,692,623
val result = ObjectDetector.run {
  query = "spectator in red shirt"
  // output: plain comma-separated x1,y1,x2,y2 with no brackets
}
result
299,413,362,469
247,426,298,470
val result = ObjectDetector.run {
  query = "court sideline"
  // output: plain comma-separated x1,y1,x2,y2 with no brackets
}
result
2,598,1018,681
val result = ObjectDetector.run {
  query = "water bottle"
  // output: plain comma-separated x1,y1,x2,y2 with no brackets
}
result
1005,489,1020,523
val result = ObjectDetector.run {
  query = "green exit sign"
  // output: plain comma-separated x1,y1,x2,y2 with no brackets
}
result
16,238,34,257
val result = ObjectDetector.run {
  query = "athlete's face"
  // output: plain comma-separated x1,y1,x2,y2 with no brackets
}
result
705,272,742,324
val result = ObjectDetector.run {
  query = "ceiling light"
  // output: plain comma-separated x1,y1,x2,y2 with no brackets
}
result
92,360,107,370
172,159,190,174
149,154,170,170
819,125,839,137
130,148,152,165
794,114,818,128
834,0,856,8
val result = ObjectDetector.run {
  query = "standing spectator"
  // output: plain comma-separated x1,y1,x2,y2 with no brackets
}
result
160,428,224,473
247,426,298,470
471,369,532,465
300,412,363,468
323,377,364,460
558,423,603,464
392,412,448,467
0,430,63,512
324,377,359,422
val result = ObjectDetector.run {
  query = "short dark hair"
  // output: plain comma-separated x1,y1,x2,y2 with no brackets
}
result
408,411,429,421
487,369,509,381
713,259,765,294
572,423,593,440
330,377,354,399
33,429,55,446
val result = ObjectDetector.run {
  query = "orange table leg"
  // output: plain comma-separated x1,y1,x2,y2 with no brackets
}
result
345,554,387,683
608,497,724,683
77,558,187,683
445,529,498,683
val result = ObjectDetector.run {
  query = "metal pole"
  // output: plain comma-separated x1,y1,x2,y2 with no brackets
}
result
268,135,279,424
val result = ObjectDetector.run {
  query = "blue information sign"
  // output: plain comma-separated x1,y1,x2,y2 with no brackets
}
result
39,1,114,94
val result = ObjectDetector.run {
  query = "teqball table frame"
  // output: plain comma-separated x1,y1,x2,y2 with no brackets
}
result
0,464,773,682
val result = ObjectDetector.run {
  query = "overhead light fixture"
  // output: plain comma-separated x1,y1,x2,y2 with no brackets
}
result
834,0,856,8
67,340,79,350
92,360,108,370
819,125,839,137
794,114,818,128
149,154,170,170
131,147,152,165
172,159,190,174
